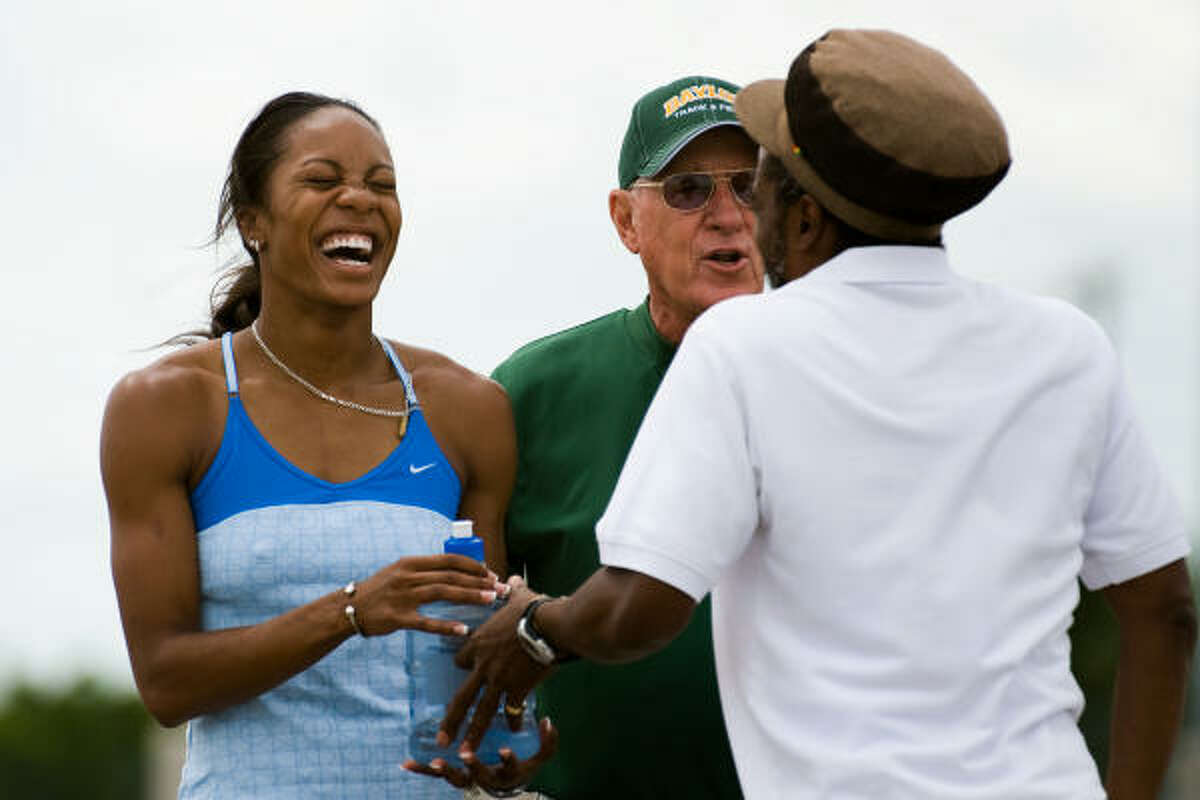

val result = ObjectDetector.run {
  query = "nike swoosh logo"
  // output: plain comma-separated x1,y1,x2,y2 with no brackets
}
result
409,463,437,475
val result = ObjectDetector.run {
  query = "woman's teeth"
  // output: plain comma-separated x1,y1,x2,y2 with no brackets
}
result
320,233,373,264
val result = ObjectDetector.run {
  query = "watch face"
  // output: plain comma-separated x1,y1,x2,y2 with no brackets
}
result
517,617,556,666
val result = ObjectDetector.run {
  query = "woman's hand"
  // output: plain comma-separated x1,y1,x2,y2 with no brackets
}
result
350,554,504,637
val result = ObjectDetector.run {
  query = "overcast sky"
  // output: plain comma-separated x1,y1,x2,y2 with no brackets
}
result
2,0,1196,688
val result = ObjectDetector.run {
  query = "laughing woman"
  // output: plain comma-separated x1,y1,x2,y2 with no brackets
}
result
101,93,549,798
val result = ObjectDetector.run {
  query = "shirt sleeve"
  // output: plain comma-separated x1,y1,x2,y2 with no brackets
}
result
596,317,759,601
1079,365,1190,589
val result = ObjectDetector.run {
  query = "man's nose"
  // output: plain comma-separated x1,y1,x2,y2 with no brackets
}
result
704,178,747,227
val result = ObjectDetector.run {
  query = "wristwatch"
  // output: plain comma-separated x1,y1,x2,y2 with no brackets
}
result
515,597,576,666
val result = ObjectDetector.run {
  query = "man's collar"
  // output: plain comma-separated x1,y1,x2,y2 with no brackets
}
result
799,245,953,286
628,297,677,367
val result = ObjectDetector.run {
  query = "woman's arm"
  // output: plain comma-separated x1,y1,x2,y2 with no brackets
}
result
454,377,516,575
413,355,516,575
102,363,500,727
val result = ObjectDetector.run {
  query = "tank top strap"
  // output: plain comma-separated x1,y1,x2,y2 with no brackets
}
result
377,337,419,407
220,332,240,396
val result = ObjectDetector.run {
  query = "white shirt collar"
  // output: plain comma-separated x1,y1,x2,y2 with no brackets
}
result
798,245,953,286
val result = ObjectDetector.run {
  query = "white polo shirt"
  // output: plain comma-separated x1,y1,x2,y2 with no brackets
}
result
596,245,1189,800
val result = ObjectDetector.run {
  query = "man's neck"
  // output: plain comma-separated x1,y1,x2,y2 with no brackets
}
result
647,296,693,346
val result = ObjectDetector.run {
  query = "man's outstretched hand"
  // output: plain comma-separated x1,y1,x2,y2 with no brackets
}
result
406,576,559,794
443,577,558,756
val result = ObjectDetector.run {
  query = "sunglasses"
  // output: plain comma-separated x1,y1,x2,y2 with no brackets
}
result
634,168,756,212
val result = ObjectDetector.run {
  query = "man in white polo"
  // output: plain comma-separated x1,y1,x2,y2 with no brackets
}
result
445,30,1196,800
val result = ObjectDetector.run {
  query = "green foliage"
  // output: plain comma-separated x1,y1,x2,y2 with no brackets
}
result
0,678,151,800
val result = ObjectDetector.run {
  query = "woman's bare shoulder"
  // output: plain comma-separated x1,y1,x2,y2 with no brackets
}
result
391,340,499,393
108,340,227,409
102,339,230,466
387,341,506,406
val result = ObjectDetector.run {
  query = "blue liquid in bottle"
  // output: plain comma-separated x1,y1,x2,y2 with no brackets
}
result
407,520,540,767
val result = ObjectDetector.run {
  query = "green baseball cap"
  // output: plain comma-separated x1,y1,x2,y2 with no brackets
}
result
617,75,743,189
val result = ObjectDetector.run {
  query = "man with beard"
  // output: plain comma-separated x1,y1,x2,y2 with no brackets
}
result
445,30,1195,800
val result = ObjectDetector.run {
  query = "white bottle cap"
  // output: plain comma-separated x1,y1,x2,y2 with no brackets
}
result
451,520,474,538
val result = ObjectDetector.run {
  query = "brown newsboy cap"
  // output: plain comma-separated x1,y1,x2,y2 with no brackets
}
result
736,29,1011,242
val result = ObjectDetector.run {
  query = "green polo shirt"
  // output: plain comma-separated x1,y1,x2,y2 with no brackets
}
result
492,300,742,799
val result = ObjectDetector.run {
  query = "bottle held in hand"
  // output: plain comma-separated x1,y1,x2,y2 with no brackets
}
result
407,519,539,766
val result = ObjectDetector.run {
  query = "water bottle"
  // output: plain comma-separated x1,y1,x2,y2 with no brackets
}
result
407,519,540,767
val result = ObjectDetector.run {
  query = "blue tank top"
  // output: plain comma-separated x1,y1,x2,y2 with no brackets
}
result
179,332,462,799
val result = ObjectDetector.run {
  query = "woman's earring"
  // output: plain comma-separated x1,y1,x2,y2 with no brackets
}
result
248,238,260,253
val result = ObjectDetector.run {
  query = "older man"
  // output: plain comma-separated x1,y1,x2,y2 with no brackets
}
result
481,76,762,799
447,31,1196,800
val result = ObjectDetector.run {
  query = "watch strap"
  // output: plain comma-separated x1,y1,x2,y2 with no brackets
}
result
521,597,551,639
519,596,578,664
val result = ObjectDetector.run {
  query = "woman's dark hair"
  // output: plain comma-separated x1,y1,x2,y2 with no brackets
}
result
194,92,381,340
758,153,941,253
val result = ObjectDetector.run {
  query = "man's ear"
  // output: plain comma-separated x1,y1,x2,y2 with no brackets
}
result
793,195,821,245
782,195,838,282
609,189,640,254
789,195,832,254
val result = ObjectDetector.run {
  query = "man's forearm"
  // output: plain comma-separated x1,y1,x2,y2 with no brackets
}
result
1103,560,1197,799
537,567,696,663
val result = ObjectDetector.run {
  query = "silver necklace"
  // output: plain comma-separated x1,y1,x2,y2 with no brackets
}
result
250,320,413,439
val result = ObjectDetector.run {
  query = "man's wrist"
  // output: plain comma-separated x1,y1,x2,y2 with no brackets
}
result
516,596,577,666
